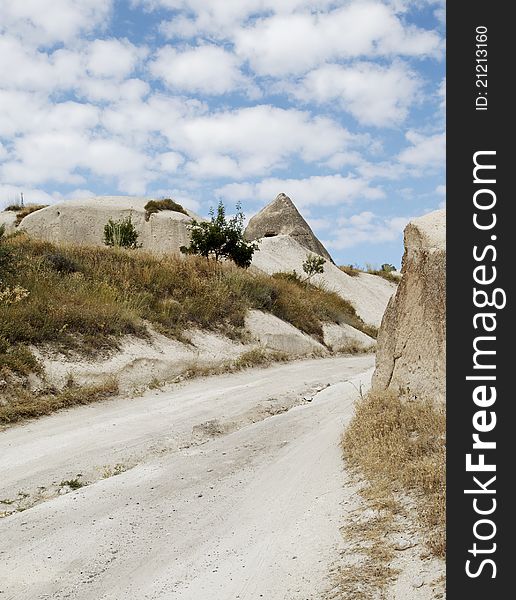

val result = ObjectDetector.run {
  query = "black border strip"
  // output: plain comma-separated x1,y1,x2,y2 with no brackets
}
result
447,1,514,595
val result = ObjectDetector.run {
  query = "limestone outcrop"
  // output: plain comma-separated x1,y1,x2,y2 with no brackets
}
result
251,235,396,328
0,211,17,235
372,209,446,402
19,196,201,254
245,193,333,262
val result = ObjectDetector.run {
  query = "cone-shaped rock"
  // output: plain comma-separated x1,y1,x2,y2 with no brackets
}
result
244,193,333,262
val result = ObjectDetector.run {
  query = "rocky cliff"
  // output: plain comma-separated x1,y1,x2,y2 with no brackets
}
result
19,196,201,254
372,209,446,402
245,193,333,262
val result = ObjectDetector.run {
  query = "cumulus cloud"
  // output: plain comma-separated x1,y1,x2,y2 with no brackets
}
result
217,174,384,209
171,105,360,178
398,130,445,168
233,2,441,76
288,61,421,126
325,211,412,249
0,0,113,46
150,45,249,95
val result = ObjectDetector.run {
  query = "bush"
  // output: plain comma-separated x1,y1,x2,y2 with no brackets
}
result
103,215,141,249
302,253,326,281
181,201,258,268
45,252,79,274
144,199,188,221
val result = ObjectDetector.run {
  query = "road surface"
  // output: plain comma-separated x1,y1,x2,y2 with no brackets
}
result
0,355,373,600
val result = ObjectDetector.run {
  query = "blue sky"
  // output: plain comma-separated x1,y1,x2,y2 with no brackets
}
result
0,0,445,267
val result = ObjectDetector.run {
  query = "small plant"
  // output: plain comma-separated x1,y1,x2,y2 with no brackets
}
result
302,253,326,282
144,199,188,221
180,201,258,268
103,215,141,249
45,252,78,274
60,476,85,490
381,263,396,273
4,204,22,212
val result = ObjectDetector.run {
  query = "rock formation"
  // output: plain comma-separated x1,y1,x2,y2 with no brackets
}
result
0,211,17,235
19,196,202,254
372,209,446,402
251,235,396,328
245,193,333,262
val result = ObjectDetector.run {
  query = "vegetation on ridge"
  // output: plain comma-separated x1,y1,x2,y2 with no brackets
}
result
0,232,372,383
144,198,188,220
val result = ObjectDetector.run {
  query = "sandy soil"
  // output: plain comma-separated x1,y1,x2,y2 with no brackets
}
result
0,355,373,600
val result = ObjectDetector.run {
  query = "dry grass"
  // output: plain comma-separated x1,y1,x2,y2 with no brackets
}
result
0,234,374,377
335,390,445,598
339,265,362,277
366,268,400,284
144,198,188,220
342,390,446,557
14,204,48,225
0,378,119,425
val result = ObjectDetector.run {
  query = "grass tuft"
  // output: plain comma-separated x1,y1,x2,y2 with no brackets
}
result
144,199,189,220
0,378,119,425
14,205,48,226
342,389,445,557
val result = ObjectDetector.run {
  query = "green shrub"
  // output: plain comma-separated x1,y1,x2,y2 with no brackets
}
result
103,215,141,249
302,253,326,281
144,199,189,221
181,201,258,268
45,252,79,274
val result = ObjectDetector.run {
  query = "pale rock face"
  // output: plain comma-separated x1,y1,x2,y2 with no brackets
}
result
0,211,17,234
19,196,202,254
245,193,333,262
372,210,446,402
251,235,396,328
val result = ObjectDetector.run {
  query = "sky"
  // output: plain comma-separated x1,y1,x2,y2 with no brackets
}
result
0,0,445,268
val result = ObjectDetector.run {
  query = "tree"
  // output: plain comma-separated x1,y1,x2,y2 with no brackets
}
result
302,253,326,282
381,263,396,273
180,201,258,268
103,215,141,249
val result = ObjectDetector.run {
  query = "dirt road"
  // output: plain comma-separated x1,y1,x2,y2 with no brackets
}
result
0,355,373,600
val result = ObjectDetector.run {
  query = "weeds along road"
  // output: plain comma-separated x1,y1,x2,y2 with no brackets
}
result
0,355,374,600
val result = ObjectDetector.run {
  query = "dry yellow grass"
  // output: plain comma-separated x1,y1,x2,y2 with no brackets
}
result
342,389,446,557
1,234,372,375
0,378,119,425
13,204,48,225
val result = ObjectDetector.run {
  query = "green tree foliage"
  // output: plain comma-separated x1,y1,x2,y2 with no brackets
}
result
180,201,258,268
302,253,326,282
103,215,141,249
381,263,396,273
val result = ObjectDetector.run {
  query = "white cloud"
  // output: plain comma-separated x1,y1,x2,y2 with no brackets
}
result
0,0,113,46
150,45,248,95
1,131,152,194
234,2,442,76
217,174,384,209
398,130,445,168
170,105,359,178
289,61,420,126
325,211,412,249
86,39,145,79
